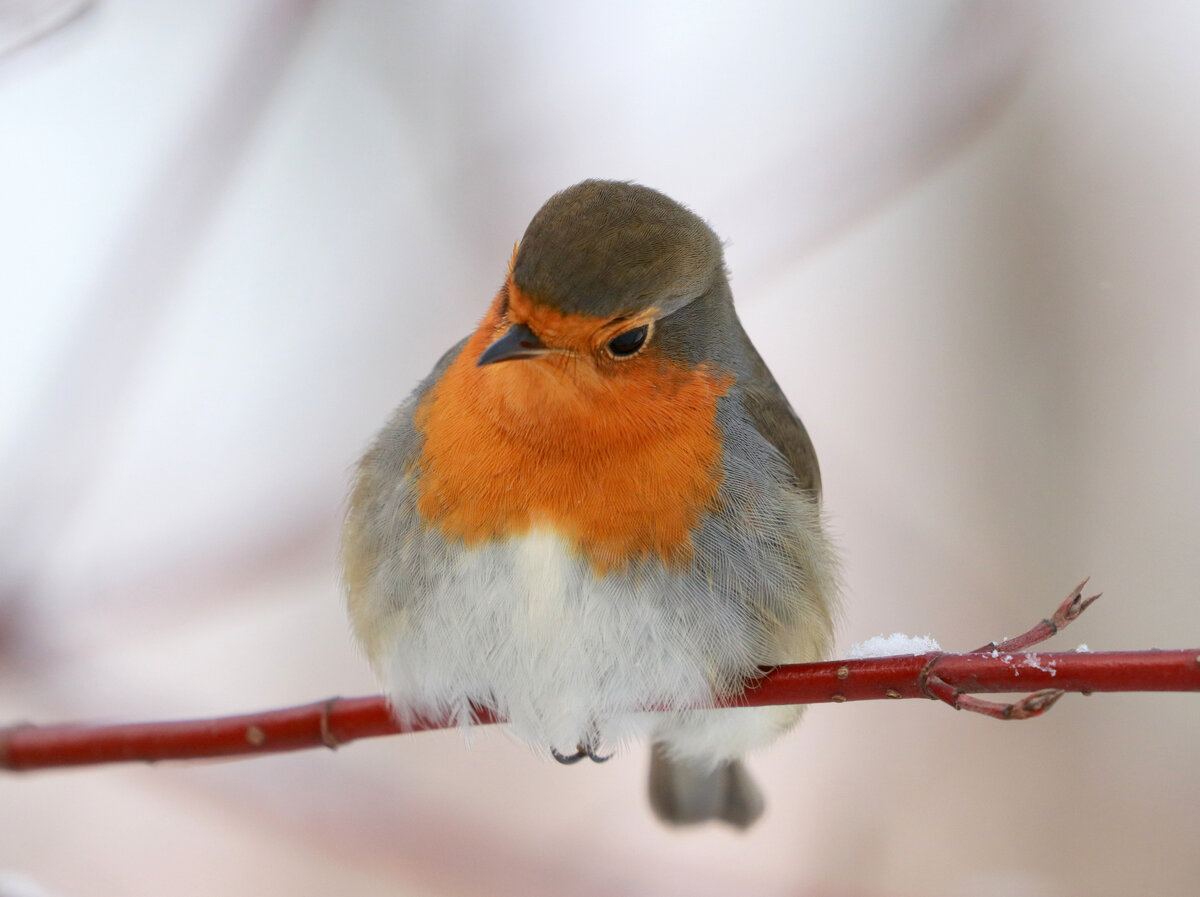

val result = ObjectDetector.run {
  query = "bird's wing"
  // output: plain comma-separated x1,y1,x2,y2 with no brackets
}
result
722,332,835,670
736,334,822,500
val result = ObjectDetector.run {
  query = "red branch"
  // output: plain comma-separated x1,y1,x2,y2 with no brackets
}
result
3,582,1199,773
3,650,1197,772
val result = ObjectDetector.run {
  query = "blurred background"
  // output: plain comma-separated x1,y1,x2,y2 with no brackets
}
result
2,2,1199,895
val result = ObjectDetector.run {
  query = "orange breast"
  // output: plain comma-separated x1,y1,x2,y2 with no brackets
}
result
413,291,730,573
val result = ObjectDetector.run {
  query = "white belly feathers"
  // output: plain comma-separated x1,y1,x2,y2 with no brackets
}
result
380,527,720,755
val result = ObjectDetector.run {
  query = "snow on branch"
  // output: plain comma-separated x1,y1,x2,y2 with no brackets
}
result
3,581,1198,772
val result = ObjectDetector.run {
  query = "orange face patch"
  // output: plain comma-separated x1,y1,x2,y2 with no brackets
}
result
413,280,730,573
503,280,658,358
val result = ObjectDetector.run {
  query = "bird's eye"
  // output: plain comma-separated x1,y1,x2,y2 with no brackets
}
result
606,324,650,358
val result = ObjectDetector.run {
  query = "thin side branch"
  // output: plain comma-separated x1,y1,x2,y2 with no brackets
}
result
971,578,1100,654
924,578,1099,718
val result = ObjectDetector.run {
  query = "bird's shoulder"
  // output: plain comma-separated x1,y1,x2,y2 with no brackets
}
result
354,337,468,481
344,338,467,563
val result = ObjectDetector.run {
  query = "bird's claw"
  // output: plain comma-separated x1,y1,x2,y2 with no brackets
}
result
551,746,588,764
551,738,612,765
585,745,612,763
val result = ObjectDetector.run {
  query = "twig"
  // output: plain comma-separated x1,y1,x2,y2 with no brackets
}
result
971,578,1100,653
3,584,1199,773
920,578,1099,718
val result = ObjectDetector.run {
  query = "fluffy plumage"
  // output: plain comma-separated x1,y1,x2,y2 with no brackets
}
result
343,180,837,828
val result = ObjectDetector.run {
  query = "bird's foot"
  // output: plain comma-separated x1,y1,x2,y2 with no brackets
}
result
550,734,612,765
551,746,587,765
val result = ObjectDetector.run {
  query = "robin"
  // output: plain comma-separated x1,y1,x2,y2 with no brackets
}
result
342,180,837,828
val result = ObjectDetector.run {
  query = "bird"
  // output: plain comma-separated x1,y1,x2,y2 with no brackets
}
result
342,179,837,828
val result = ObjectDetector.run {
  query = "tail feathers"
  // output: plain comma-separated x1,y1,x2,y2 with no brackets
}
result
647,743,765,829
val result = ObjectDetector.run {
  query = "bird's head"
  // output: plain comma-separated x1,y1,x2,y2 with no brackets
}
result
476,180,729,377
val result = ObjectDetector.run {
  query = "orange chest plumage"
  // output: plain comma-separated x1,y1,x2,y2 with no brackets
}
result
413,306,732,573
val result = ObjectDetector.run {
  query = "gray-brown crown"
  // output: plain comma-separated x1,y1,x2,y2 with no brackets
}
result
511,180,724,320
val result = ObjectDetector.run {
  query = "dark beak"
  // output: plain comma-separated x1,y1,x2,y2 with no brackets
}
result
477,322,547,366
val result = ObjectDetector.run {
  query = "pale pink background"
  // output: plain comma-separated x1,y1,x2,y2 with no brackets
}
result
2,3,1199,896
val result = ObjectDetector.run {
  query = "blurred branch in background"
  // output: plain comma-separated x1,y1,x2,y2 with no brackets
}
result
0,0,92,61
5,582,1199,772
